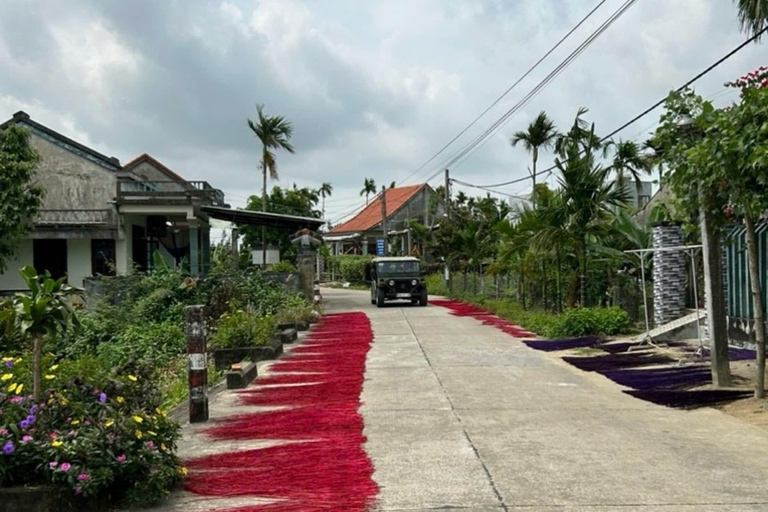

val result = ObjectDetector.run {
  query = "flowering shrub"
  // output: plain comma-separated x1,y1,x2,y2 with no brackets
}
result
725,66,768,92
0,356,184,506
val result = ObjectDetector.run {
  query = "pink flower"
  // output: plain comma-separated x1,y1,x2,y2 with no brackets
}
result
74,486,82,495
0,429,8,436
145,441,155,450
116,454,126,463
49,461,58,469
60,462,71,472
49,433,58,440
77,473,89,481
10,397,23,404
21,435,32,443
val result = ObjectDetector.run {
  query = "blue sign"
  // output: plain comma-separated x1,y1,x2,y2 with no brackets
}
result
376,238,385,256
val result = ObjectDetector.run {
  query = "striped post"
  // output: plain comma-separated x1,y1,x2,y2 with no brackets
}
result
185,305,209,423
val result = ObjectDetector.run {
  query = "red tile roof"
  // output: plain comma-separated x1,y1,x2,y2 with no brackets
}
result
122,153,186,183
329,184,425,234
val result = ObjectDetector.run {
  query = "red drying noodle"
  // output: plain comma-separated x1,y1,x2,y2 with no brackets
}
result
431,299,536,338
184,312,378,512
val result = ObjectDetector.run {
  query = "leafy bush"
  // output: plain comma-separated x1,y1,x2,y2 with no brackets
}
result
210,307,277,349
476,299,630,339
0,356,183,506
276,294,315,325
425,273,449,297
270,261,297,273
98,322,186,369
328,255,371,283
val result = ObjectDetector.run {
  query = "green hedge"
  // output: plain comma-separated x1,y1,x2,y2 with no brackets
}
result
475,299,631,339
327,255,372,283
425,273,449,297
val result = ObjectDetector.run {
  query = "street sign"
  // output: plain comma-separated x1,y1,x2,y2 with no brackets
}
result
376,238,385,256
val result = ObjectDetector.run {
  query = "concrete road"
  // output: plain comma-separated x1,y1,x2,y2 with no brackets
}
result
325,289,768,512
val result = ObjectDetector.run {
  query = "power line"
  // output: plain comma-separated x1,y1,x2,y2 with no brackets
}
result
396,0,610,186
456,25,768,191
435,0,638,176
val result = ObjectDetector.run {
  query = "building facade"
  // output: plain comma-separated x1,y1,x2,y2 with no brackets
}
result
0,111,225,293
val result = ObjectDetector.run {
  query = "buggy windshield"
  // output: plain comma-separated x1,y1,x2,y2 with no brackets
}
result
376,261,420,274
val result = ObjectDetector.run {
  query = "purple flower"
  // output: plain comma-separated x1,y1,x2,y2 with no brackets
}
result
25,415,36,426
4,360,11,368
77,473,89,481
116,454,126,463
60,462,71,472
29,405,38,414
98,393,107,404
21,435,32,443
18,420,29,430
2,441,14,455
49,461,58,469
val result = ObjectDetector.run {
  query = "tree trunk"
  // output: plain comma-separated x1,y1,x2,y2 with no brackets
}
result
699,185,731,387
556,244,562,313
262,148,268,270
33,333,42,401
744,213,766,398
521,267,527,310
579,237,587,307
531,154,538,209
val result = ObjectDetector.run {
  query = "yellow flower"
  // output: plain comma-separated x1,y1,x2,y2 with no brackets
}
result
7,383,17,393
160,443,167,452
135,430,143,439
51,440,63,447
127,375,138,382
1,357,12,362
105,420,114,427
49,365,59,371
60,397,68,406
1,374,12,381
14,358,21,364
178,466,188,477
155,408,167,418
44,375,55,380
132,416,143,423
70,419,80,425
15,384,22,395
116,396,125,404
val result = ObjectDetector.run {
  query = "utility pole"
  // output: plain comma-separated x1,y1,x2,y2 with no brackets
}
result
444,169,450,203
380,185,388,256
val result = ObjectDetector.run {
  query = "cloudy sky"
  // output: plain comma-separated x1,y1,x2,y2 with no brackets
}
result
0,0,764,229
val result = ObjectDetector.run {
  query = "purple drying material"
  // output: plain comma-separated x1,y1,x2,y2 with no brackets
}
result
522,336,601,352
562,353,673,372
600,366,711,391
624,389,752,409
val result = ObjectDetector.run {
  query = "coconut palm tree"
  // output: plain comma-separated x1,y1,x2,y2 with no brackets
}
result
360,178,377,205
247,104,295,266
604,139,652,200
734,0,768,38
319,182,333,222
510,111,558,208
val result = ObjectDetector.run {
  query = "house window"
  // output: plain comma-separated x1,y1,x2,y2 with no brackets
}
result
33,239,68,281
91,239,116,276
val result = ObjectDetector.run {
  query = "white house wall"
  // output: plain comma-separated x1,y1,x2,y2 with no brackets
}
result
67,238,91,288
0,240,34,291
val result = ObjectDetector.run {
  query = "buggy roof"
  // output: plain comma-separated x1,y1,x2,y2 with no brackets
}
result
371,257,420,263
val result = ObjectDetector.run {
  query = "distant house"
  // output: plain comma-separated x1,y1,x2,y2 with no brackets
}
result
0,111,226,293
617,174,653,210
326,184,445,256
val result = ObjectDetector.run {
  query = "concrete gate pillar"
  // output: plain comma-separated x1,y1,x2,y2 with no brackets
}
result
652,222,686,327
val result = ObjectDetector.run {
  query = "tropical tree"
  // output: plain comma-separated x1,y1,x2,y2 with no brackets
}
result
551,116,628,306
604,139,652,199
510,111,558,207
247,104,295,266
734,0,768,38
360,178,376,205
319,182,333,222
2,266,81,400
0,124,45,272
